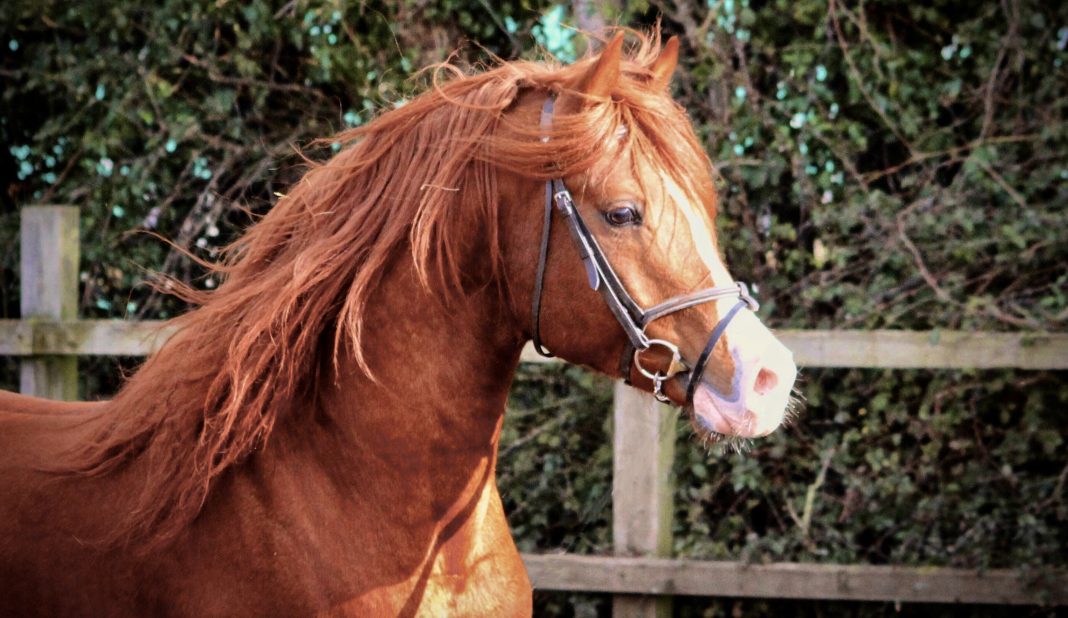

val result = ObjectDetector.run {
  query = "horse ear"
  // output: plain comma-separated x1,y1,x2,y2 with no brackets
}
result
576,31,625,99
649,36,679,90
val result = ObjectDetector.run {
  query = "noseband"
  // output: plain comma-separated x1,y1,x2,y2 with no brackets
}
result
530,96,759,405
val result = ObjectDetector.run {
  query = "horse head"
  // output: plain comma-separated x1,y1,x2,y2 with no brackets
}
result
499,32,798,439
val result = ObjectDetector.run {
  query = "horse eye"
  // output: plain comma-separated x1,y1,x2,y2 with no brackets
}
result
604,206,642,227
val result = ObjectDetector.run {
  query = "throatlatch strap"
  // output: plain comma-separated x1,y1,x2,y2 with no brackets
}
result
531,98,558,357
530,171,555,356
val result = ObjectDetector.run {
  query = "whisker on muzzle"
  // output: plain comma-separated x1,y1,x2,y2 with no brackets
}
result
780,372,807,428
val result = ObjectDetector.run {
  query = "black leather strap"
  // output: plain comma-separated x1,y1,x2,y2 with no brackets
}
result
550,186,649,349
619,341,636,385
530,167,555,356
531,98,559,357
684,299,747,403
641,282,756,326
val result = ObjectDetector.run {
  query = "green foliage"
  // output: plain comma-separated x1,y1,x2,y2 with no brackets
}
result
501,365,615,555
683,0,1068,332
673,369,1068,570
2,1,1066,615
501,365,615,616
0,0,551,319
651,2,1068,608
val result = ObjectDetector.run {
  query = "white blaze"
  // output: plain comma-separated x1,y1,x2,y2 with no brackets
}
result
662,176,797,438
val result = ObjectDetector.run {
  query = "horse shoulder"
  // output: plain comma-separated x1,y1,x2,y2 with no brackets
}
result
414,482,533,616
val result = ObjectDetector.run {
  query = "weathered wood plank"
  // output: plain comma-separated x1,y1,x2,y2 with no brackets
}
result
777,329,1068,370
0,320,176,356
522,554,1068,606
612,384,676,618
1,323,1065,370
19,207,79,400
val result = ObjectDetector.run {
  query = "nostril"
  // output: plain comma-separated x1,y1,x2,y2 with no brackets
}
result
753,366,778,396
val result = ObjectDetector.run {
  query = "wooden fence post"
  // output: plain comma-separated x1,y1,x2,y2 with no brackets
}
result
612,382,676,618
20,206,79,400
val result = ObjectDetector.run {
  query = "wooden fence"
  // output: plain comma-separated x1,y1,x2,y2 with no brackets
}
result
4,206,1067,614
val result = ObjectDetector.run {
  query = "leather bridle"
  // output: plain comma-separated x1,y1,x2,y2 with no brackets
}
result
530,96,759,405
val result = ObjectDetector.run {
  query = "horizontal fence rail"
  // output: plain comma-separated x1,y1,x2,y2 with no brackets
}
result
522,554,1068,606
5,206,1068,613
2,319,1067,369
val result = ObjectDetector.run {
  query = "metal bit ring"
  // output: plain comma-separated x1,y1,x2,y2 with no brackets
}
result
634,338,685,382
634,338,688,404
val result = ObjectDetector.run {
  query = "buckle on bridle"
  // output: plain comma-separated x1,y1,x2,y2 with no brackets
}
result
736,281,760,312
552,190,574,213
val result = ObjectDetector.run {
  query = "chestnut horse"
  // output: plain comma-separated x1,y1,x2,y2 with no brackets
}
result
0,32,797,616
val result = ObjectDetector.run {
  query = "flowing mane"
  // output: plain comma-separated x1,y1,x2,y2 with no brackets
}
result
58,30,718,551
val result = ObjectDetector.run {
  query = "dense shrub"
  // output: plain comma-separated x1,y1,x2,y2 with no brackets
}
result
2,1,1064,615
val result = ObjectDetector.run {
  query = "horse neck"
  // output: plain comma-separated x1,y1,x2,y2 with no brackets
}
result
266,253,524,517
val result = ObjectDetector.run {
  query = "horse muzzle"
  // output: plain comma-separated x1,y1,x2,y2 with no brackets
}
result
685,309,797,438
